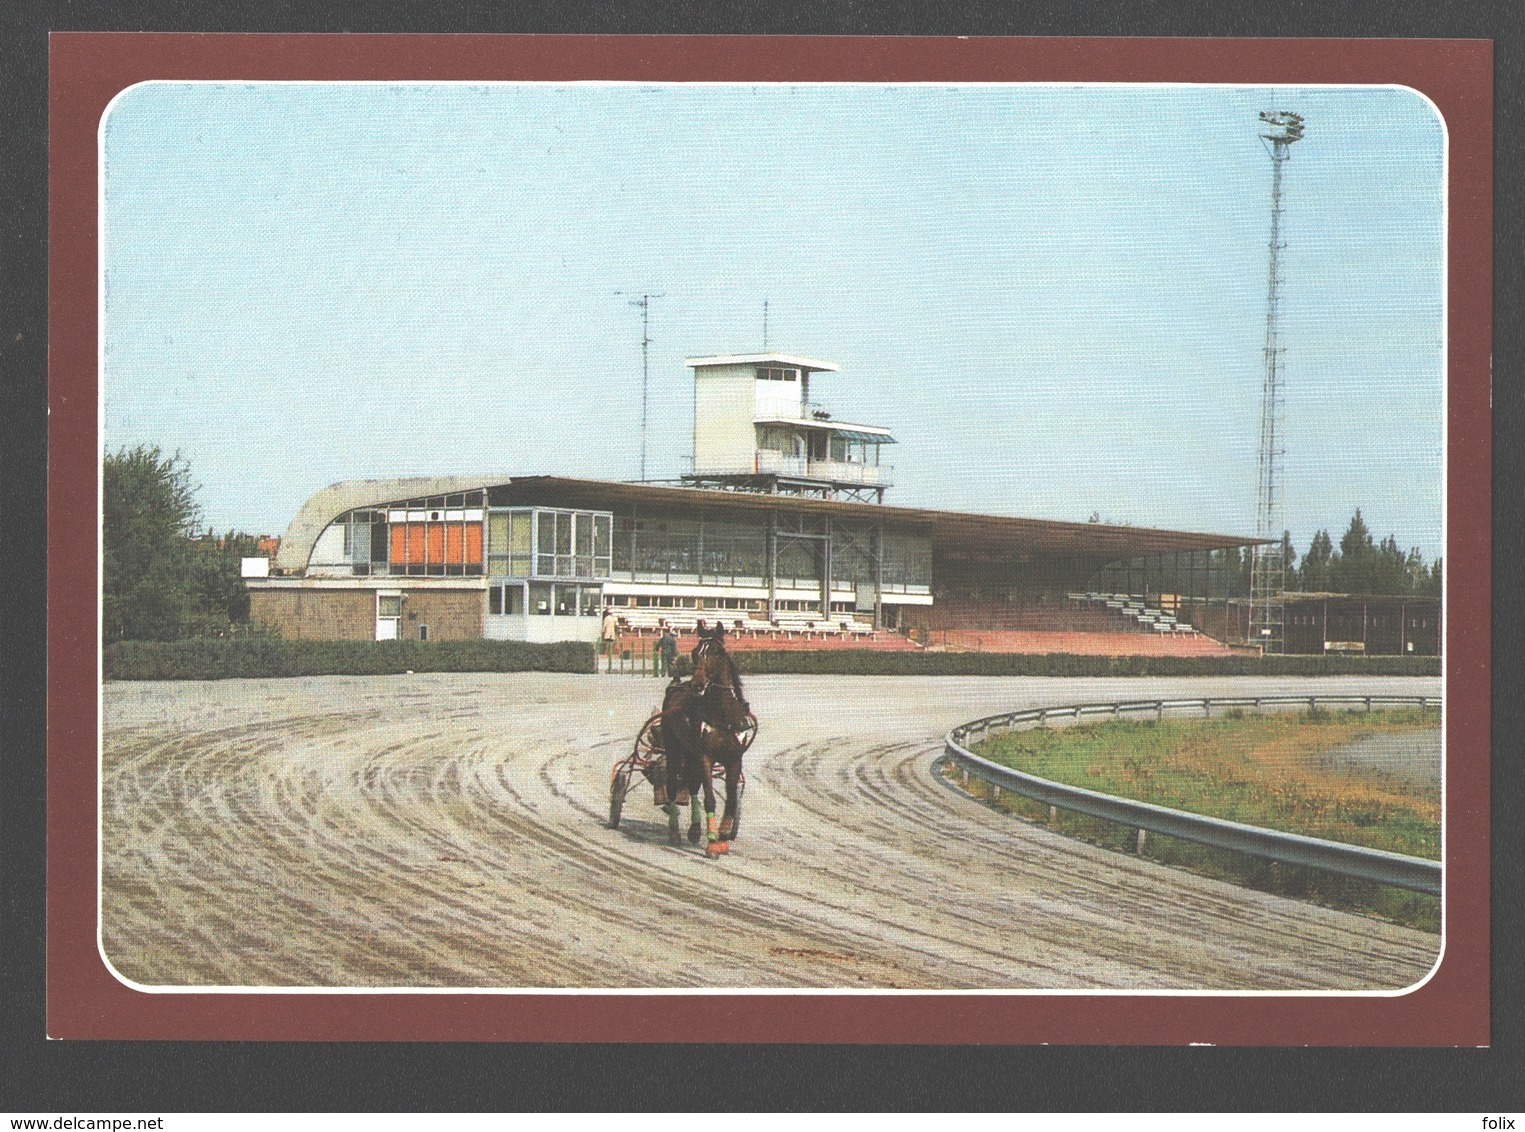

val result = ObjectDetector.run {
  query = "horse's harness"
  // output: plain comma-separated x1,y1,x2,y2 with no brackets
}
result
691,657,746,711
664,643,748,731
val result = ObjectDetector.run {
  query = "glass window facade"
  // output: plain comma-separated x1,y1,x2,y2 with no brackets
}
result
322,492,933,606
607,507,929,591
323,493,487,577
880,531,933,591
485,510,533,578
517,509,612,580
614,515,771,586
329,499,611,583
483,509,614,619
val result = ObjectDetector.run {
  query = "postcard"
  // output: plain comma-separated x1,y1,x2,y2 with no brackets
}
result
50,34,1491,1045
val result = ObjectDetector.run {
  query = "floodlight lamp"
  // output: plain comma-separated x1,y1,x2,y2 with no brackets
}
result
1258,110,1306,143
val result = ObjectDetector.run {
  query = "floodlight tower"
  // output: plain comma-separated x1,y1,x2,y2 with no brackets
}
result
1249,109,1304,654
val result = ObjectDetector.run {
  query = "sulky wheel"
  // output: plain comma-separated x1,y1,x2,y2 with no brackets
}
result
609,763,633,829
634,715,665,765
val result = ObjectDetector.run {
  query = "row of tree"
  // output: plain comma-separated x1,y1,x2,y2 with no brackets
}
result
1211,510,1442,598
1290,509,1442,597
103,446,264,643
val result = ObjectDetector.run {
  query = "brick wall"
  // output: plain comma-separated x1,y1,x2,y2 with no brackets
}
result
396,590,483,641
249,587,485,641
250,589,375,640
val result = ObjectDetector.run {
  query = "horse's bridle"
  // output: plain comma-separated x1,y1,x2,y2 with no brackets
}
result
695,680,747,712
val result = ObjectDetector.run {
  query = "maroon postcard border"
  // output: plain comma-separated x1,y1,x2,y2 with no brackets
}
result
48,33,1493,1044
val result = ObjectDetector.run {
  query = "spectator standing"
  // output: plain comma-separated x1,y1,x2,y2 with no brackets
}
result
601,606,619,672
657,624,678,678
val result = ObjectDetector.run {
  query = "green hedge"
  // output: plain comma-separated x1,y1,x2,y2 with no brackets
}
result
714,650,1442,678
103,638,1438,681
103,638,597,680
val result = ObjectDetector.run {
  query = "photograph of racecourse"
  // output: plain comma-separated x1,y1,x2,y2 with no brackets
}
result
99,81,1445,991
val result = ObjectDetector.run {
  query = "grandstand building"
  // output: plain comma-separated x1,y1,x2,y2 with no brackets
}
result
246,352,1265,653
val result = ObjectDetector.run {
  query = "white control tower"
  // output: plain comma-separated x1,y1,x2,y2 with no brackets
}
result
683,353,895,504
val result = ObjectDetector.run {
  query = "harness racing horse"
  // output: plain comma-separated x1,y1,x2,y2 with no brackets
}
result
658,630,750,856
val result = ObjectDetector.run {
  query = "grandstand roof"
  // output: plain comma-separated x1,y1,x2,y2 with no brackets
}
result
273,474,507,572
277,474,1263,573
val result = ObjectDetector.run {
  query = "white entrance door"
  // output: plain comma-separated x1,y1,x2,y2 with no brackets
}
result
376,593,403,640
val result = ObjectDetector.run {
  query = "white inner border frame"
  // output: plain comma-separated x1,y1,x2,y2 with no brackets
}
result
94,79,1450,998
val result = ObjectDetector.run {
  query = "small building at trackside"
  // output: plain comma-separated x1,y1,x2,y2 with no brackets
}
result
1280,593,1441,657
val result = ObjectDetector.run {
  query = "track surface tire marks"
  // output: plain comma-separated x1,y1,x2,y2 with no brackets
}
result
101,673,1441,989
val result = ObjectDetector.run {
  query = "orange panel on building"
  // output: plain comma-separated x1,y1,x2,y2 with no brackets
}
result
390,524,429,565
389,521,482,566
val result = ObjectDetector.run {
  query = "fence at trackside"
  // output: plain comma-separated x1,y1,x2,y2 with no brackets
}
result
943,694,1442,896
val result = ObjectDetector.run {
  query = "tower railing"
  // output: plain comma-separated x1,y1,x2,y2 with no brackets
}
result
752,450,892,486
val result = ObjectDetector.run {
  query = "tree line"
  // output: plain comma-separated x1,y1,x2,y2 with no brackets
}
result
102,445,265,643
1208,510,1442,599
1289,509,1442,597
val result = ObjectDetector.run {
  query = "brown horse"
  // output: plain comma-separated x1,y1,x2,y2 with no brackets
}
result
658,631,750,854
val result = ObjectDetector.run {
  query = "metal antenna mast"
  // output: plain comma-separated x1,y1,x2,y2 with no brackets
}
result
762,299,769,350
617,292,663,481
1249,110,1304,654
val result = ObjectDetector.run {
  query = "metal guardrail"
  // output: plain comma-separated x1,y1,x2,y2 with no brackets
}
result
943,695,1442,896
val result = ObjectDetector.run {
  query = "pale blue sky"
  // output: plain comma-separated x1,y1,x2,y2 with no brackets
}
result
102,82,1445,562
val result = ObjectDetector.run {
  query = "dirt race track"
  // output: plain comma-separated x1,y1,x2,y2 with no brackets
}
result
101,673,1442,990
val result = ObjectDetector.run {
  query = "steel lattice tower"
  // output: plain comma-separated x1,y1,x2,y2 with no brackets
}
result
1249,110,1304,654
616,291,663,482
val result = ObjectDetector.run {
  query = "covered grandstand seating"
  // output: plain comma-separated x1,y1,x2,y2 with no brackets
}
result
609,592,1232,656
919,593,1233,656
928,594,1200,635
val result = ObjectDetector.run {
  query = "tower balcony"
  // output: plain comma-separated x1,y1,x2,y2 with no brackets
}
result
753,449,894,487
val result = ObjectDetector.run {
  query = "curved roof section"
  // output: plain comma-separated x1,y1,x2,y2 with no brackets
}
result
274,475,508,572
